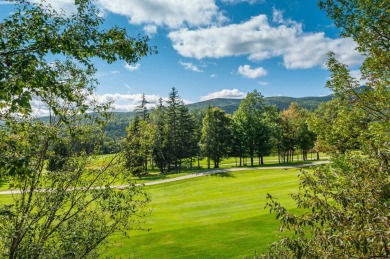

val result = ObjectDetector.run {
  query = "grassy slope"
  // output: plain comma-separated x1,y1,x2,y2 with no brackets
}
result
104,168,303,258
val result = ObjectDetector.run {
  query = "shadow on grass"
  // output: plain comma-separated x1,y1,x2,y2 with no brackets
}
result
207,172,235,178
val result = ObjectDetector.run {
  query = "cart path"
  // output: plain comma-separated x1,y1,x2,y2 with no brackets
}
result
0,161,329,195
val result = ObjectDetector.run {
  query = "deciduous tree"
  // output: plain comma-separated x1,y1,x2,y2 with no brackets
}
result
200,107,231,168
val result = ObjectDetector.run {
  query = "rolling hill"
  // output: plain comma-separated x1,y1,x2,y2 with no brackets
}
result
186,95,333,114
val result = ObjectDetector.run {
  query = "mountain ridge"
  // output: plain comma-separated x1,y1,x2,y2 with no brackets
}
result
186,94,333,114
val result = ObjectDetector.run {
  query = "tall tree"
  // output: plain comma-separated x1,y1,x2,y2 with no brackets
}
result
200,107,231,168
176,103,198,170
149,98,167,173
134,93,151,170
122,117,155,178
280,102,300,162
165,88,181,172
233,90,268,166
164,88,196,172
135,93,149,121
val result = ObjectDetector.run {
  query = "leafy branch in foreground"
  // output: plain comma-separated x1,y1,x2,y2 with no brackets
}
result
263,155,389,258
0,0,155,257
258,0,389,257
0,113,150,258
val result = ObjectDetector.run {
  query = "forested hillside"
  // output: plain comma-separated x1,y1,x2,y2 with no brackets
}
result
187,95,333,113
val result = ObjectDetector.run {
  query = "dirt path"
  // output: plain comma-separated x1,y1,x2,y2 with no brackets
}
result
0,161,329,195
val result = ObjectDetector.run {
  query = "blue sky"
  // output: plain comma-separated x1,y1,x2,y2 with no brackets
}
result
1,0,364,113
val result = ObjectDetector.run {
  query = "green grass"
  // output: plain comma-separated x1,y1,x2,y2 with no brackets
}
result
0,178,9,191
0,194,13,204
104,168,304,258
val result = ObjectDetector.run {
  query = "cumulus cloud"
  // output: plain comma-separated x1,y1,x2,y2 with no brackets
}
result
125,63,141,71
30,0,227,28
201,89,246,101
97,0,226,28
179,61,203,72
238,65,267,78
168,14,364,69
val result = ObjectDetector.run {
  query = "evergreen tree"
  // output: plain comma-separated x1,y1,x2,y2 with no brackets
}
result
150,98,168,173
135,93,149,121
165,88,181,172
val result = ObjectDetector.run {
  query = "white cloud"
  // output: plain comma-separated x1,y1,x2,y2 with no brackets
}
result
91,93,160,112
258,81,269,86
91,93,192,112
238,65,267,78
179,61,203,73
30,0,77,14
201,89,246,101
210,74,218,78
125,63,141,71
222,0,264,4
30,0,227,29
143,24,157,36
97,0,226,29
169,14,364,69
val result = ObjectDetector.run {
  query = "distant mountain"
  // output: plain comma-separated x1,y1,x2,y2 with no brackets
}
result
187,98,242,114
187,95,333,114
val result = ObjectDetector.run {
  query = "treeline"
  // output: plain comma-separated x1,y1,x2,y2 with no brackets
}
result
101,94,333,153
122,88,319,177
